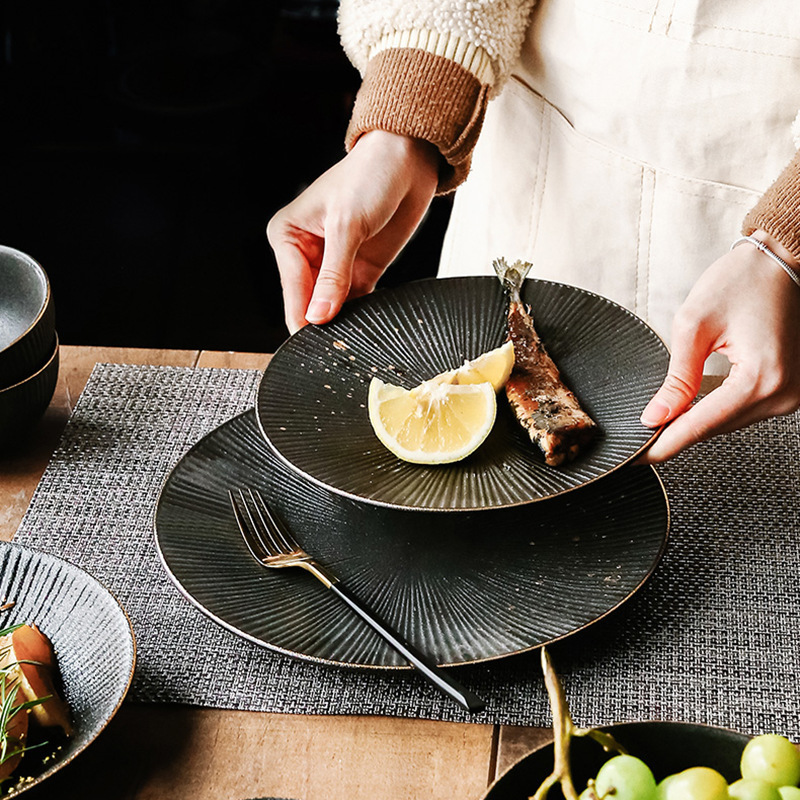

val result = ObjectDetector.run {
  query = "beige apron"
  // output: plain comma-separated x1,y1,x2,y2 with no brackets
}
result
439,0,800,373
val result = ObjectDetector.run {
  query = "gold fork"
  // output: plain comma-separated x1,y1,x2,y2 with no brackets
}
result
229,487,486,714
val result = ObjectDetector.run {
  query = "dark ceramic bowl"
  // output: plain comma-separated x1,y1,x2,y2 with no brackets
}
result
0,246,55,390
482,721,751,799
0,541,136,797
0,334,59,452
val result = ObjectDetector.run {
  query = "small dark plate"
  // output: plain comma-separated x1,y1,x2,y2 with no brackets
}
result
256,277,669,511
483,721,750,799
154,410,668,668
0,541,135,797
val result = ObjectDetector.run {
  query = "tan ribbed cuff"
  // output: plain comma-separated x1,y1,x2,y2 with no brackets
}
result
743,149,800,263
345,48,489,194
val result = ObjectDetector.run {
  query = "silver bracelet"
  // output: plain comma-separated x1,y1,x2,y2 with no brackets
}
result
731,234,800,289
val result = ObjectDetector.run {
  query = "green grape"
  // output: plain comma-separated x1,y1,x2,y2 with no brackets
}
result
594,755,657,800
656,773,679,799
741,736,800,787
778,788,800,800
659,766,729,800
578,788,596,800
728,778,783,800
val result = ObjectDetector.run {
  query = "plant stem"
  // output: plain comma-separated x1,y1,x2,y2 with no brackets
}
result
531,647,580,800
530,648,626,800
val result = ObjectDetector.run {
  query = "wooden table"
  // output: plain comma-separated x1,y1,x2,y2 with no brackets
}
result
1,345,553,800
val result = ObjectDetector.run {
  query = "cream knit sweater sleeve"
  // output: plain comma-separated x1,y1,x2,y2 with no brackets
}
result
338,0,537,192
339,0,535,95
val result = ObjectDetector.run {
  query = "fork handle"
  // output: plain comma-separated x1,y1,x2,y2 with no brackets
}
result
330,583,486,714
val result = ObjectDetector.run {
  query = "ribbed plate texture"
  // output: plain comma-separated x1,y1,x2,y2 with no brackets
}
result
0,541,135,797
156,410,668,668
257,277,669,510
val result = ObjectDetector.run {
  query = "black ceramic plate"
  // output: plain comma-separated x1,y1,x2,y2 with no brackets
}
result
482,721,750,799
256,277,669,511
0,541,135,797
154,410,669,668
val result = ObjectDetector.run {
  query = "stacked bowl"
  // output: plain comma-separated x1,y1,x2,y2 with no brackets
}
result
0,245,59,451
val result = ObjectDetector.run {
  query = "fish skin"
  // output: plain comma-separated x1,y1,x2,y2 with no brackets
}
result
494,258,598,466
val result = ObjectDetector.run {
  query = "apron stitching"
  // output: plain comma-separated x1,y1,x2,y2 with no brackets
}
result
634,168,643,315
548,109,650,173
668,19,800,42
663,0,678,38
594,0,656,15
576,5,800,54
664,186,756,207
580,5,670,37
646,0,663,35
660,178,760,200
642,169,656,323
663,22,800,58
529,99,551,260
512,78,774,192
578,0,663,33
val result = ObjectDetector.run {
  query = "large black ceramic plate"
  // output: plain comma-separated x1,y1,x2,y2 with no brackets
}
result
154,410,669,668
482,722,750,799
256,277,669,511
0,541,135,797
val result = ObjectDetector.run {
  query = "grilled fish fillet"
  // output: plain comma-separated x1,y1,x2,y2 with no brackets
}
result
494,258,598,466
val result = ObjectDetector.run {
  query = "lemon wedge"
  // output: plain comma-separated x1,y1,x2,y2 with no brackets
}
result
448,340,515,392
368,377,497,464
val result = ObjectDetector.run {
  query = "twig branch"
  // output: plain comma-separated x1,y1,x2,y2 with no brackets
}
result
529,648,627,800
531,647,580,800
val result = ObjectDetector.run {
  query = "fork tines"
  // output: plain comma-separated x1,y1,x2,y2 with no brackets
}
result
229,488,301,559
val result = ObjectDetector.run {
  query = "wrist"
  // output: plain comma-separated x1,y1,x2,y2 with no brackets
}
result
353,129,441,183
731,232,800,290
749,229,800,271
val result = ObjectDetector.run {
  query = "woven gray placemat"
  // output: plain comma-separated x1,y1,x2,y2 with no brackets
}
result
13,364,800,736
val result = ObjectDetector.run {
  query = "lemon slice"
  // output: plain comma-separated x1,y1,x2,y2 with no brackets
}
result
450,340,515,392
368,377,496,464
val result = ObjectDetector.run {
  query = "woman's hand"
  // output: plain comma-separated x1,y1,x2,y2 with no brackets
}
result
639,230,800,463
267,130,440,333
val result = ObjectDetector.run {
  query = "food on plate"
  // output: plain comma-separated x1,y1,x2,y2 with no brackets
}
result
740,734,800,788
368,376,496,464
367,340,516,464
653,766,729,800
728,777,783,799
436,340,515,393
0,695,28,782
494,257,598,467
366,260,599,468
0,623,72,784
589,754,657,800
574,747,800,800
532,647,800,800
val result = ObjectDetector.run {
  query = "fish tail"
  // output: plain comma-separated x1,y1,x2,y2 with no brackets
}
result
493,257,534,304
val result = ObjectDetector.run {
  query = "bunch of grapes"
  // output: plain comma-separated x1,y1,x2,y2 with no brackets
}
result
578,734,800,800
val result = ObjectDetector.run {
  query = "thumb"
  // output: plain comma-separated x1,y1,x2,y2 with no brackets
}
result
640,325,709,427
305,220,363,325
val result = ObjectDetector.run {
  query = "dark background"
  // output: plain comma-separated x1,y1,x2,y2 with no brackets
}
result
0,0,449,354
